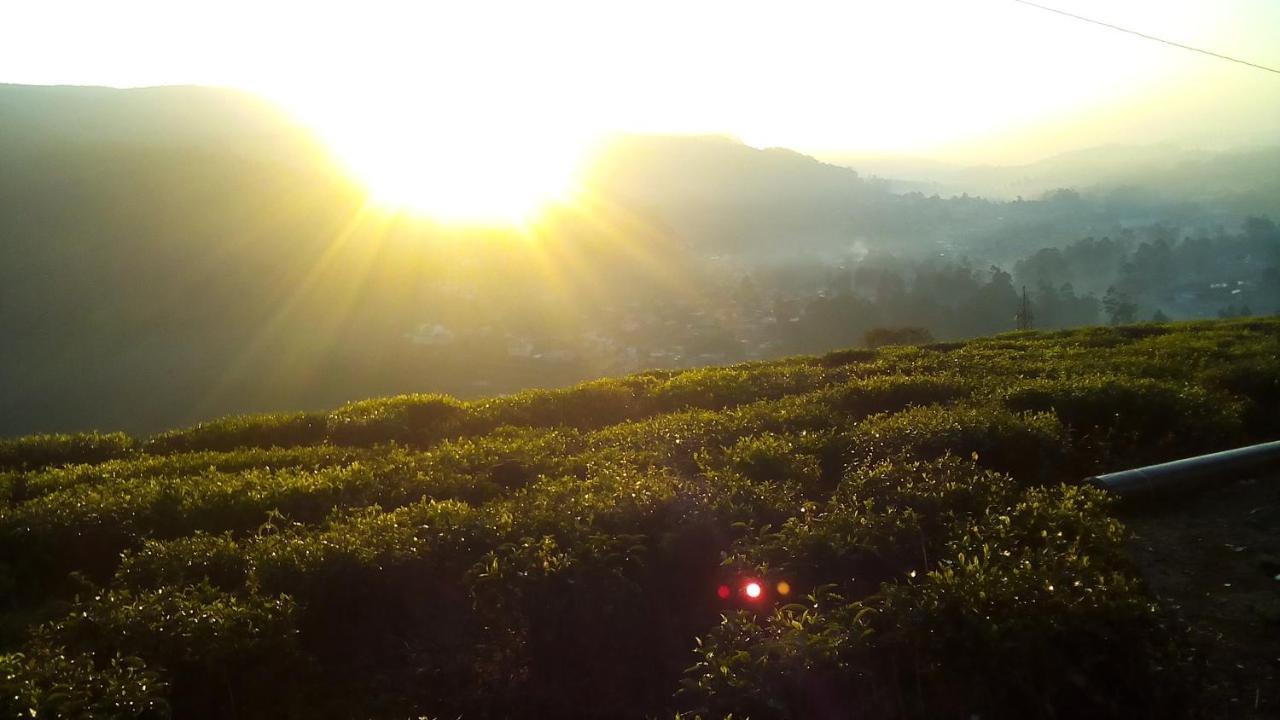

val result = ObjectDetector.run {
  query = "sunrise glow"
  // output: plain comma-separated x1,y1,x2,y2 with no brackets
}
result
6,0,1275,224
303,96,592,223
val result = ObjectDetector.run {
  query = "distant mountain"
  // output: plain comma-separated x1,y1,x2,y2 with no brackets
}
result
826,144,1280,217
579,134,888,257
0,83,325,161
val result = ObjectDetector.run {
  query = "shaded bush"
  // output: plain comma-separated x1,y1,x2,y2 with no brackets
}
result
830,374,970,418
815,347,878,368
678,481,1191,720
0,650,169,720
1199,355,1280,438
1003,375,1245,470
863,326,934,348
30,584,302,719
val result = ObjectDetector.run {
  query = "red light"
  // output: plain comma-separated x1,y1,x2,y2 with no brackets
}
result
717,584,731,599
744,581,762,599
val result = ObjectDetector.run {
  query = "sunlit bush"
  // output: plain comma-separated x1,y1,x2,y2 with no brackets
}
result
0,432,137,471
16,445,363,504
849,404,1067,482
650,364,827,412
326,393,467,446
145,412,327,453
467,378,653,433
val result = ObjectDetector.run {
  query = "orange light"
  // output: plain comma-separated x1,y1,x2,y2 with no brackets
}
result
776,581,791,596
744,581,762,599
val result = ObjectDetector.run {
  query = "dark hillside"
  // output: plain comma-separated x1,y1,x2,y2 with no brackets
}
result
1,317,1278,718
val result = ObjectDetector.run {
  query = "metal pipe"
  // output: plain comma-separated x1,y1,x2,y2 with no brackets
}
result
1086,440,1280,497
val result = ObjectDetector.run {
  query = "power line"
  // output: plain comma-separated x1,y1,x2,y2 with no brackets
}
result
1011,0,1280,76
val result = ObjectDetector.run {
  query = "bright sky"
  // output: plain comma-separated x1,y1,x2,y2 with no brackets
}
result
4,0,1278,218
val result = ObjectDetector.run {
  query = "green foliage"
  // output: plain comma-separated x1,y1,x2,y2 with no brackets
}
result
1198,354,1280,437
1,649,169,720
850,404,1067,482
1002,374,1244,469
650,364,827,412
145,413,327,453
830,373,971,418
467,379,653,432
679,473,1189,720
115,533,249,590
24,584,301,718
719,433,821,487
0,443,519,594
326,394,467,446
815,347,879,368
4,317,1279,718
0,432,137,472
14,445,363,505
863,326,934,348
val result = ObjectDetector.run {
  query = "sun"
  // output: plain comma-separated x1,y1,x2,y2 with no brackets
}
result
337,129,586,224
298,96,591,225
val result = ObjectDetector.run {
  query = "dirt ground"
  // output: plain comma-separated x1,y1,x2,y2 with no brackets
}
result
1122,473,1280,719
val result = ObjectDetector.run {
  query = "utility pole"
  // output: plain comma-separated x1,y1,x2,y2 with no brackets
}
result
1015,285,1034,331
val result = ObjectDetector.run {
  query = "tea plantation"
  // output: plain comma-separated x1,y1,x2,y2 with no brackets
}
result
2,318,1278,719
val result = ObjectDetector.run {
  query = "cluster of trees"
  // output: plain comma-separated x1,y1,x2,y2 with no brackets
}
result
762,260,1099,356
762,218,1279,356
1015,217,1280,322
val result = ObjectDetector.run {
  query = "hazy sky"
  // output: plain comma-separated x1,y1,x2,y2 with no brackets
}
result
4,0,1278,165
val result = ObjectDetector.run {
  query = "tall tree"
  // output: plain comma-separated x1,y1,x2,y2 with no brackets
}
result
1103,286,1138,325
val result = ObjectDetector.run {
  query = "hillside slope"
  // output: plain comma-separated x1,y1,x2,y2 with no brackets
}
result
2,317,1278,718
2,84,1266,437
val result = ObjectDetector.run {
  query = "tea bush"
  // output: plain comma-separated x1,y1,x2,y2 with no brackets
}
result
0,432,137,471
0,649,169,719
145,413,328,453
849,404,1067,482
24,584,302,719
3,317,1278,718
1198,354,1280,438
649,363,827,412
14,445,364,504
325,393,467,446
829,373,971,418
677,472,1187,720
1003,374,1245,470
467,378,653,432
